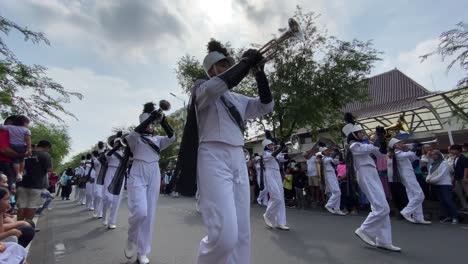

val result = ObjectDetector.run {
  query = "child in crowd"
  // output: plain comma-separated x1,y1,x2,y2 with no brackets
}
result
283,168,294,208
0,187,28,264
292,164,307,210
0,115,32,181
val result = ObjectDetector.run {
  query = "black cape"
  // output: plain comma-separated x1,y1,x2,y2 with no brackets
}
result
174,80,204,197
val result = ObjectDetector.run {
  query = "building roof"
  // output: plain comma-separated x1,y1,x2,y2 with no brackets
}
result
343,68,431,119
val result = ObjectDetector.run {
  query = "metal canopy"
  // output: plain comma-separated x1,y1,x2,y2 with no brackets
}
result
357,107,443,135
356,87,468,136
418,87,468,121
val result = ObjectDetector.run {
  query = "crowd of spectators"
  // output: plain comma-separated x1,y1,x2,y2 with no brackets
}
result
248,142,468,224
0,115,54,264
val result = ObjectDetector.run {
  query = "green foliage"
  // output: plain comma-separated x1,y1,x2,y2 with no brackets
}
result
421,22,467,90
30,124,71,170
175,55,207,93
0,16,83,123
174,7,380,141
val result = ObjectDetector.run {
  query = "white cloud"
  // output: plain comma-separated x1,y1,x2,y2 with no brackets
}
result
375,38,465,92
47,67,179,159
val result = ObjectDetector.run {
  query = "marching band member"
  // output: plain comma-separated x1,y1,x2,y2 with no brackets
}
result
388,138,431,225
84,153,96,211
343,113,401,252
92,150,103,218
74,156,86,204
262,140,290,230
124,104,175,264
254,153,268,206
321,147,346,215
175,40,273,264
102,138,125,229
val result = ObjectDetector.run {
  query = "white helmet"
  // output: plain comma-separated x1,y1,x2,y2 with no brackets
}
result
342,124,364,137
388,138,401,149
203,52,235,76
319,147,328,152
262,139,274,147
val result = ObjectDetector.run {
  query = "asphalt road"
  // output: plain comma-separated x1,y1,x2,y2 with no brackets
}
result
29,192,468,264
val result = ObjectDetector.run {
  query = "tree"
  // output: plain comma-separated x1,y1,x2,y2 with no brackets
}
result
421,22,467,90
30,124,71,169
421,22,468,125
0,16,83,123
175,7,380,141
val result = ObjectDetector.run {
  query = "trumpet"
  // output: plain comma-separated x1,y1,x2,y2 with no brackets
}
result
257,18,302,65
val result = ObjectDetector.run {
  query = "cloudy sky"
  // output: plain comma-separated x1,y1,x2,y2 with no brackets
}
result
1,0,466,159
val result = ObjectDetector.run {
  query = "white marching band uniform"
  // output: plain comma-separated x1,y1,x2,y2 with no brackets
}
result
195,77,273,263
75,163,86,204
255,157,268,206
102,148,124,227
262,146,288,228
391,143,428,224
350,142,393,246
92,155,104,218
125,126,176,259
322,153,343,214
343,123,400,252
85,159,96,210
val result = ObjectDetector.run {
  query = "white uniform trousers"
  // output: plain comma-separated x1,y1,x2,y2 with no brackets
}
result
94,184,104,217
73,185,79,200
400,173,425,221
256,174,268,206
127,160,161,256
197,142,250,264
356,164,393,246
324,171,341,211
78,187,86,204
85,182,95,209
102,167,123,225
264,168,287,226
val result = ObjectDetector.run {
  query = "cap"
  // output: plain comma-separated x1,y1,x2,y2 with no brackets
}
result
203,51,235,76
388,138,401,148
262,139,274,147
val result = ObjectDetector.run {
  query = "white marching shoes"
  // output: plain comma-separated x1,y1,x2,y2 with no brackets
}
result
324,206,335,214
108,224,117,229
415,219,432,225
354,228,376,247
376,243,402,252
400,212,416,223
138,254,150,264
124,240,136,259
355,228,403,252
276,225,290,231
102,219,108,226
263,214,273,228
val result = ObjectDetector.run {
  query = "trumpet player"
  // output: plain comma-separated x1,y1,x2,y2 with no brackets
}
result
320,147,346,216
262,140,290,230
343,113,401,252
183,40,273,264
388,138,431,225
124,103,175,264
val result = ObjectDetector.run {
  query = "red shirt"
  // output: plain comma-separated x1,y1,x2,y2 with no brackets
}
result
49,173,58,186
0,130,12,163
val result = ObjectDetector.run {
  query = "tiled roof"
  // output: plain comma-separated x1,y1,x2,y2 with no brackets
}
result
343,68,432,119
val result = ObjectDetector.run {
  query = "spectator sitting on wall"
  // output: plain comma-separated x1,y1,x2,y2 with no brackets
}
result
0,116,21,190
